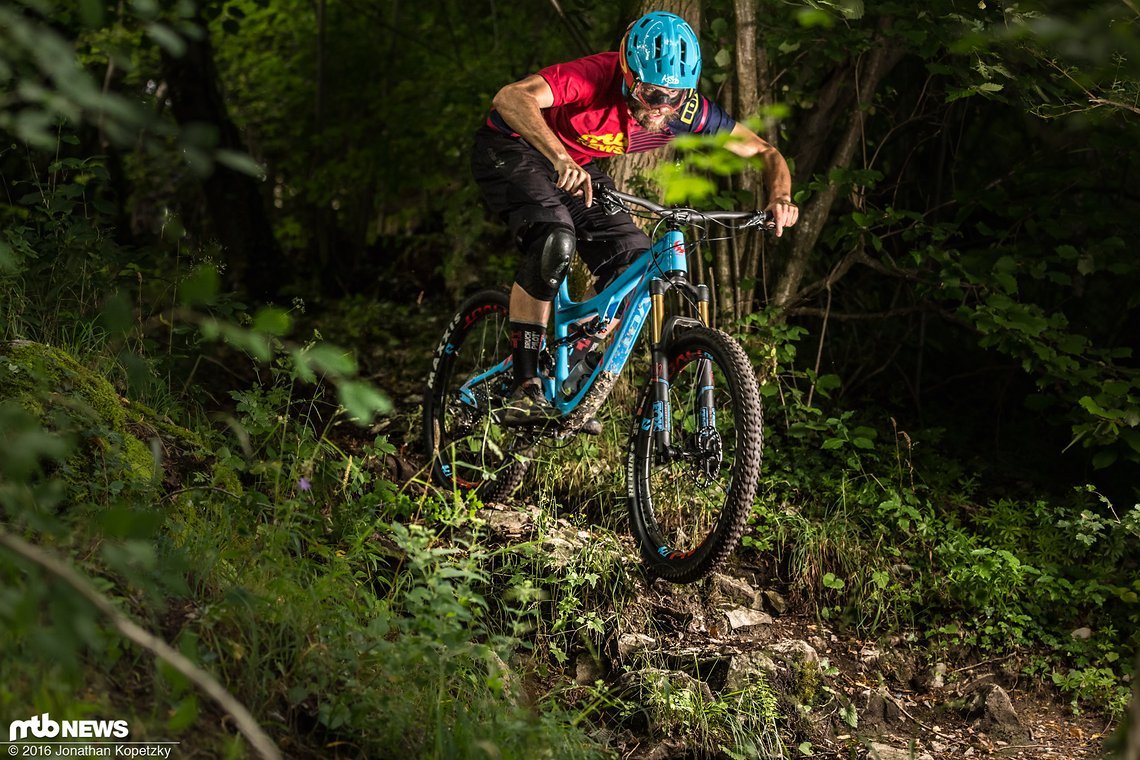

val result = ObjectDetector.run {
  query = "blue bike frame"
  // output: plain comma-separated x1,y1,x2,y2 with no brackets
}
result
555,227,690,410
457,225,706,444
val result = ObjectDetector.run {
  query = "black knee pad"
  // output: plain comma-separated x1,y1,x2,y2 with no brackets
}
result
516,224,575,300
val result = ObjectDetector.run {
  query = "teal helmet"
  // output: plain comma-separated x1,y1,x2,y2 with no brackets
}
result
619,11,702,90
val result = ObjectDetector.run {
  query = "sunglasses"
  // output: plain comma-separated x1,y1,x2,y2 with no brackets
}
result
631,81,688,110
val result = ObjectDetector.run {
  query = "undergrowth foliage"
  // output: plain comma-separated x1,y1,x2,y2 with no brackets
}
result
733,312,1140,718
0,149,604,755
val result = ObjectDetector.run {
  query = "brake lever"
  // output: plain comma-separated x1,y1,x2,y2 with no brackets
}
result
742,211,776,231
598,188,626,216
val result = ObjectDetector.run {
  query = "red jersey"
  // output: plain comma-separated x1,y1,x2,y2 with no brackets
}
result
487,52,736,165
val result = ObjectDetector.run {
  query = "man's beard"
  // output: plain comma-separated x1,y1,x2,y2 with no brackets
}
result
628,99,671,133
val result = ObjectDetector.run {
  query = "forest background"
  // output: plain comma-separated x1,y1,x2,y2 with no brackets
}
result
1,0,1139,757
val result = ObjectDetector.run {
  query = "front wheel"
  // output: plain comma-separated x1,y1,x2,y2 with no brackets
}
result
627,328,763,584
423,289,530,502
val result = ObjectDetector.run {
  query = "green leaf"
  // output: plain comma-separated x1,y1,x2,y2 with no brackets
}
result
216,149,266,179
822,572,845,590
1078,396,1108,418
796,8,833,28
815,374,842,392
252,307,291,337
145,22,186,57
166,694,198,731
302,344,357,377
180,266,219,306
1091,449,1118,469
0,238,16,274
337,380,392,424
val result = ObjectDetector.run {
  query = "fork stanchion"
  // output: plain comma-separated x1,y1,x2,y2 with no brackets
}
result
650,279,666,347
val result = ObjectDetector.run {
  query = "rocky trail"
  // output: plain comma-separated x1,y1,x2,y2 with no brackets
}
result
357,323,1123,759
424,495,1114,759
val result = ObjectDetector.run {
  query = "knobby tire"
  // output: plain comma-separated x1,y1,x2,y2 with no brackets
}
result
627,327,763,584
423,289,529,502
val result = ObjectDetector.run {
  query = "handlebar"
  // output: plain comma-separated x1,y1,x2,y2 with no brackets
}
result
598,186,775,231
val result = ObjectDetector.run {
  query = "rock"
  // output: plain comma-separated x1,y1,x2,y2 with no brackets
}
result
0,341,167,495
617,632,656,659
982,685,1023,729
867,742,912,760
967,684,1030,743
929,661,948,690
768,640,823,706
539,525,595,565
724,606,773,632
633,738,687,760
860,688,902,727
763,588,788,614
477,506,536,535
769,639,819,665
575,652,604,685
616,669,715,737
860,689,886,726
724,651,780,691
487,650,519,705
713,572,762,608
866,649,916,689
1071,626,1093,640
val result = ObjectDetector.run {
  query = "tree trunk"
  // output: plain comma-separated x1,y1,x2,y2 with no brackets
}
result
792,62,855,189
732,0,769,318
772,19,902,312
605,0,702,196
161,19,283,300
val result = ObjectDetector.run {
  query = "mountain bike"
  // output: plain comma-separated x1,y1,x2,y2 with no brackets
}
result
423,186,772,583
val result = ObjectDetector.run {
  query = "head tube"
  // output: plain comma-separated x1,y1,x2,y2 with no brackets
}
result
653,229,687,275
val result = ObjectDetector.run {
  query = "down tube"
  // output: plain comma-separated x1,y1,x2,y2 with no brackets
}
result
557,292,654,414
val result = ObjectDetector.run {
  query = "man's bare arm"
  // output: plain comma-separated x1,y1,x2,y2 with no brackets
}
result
493,75,593,206
725,122,798,236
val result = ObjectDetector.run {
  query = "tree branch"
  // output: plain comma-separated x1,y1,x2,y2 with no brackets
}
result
785,305,935,321
773,18,904,311
0,528,282,760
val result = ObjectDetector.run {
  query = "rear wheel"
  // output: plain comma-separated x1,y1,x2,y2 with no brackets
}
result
423,289,529,501
627,327,762,583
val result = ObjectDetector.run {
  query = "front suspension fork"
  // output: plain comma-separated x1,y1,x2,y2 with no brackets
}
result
649,282,716,463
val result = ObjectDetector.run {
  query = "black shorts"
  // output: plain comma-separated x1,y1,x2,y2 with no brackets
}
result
471,126,650,287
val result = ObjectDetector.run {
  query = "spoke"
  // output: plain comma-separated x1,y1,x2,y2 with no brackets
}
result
643,351,744,553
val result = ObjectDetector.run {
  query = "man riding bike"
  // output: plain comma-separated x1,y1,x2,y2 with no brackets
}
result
471,11,799,426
